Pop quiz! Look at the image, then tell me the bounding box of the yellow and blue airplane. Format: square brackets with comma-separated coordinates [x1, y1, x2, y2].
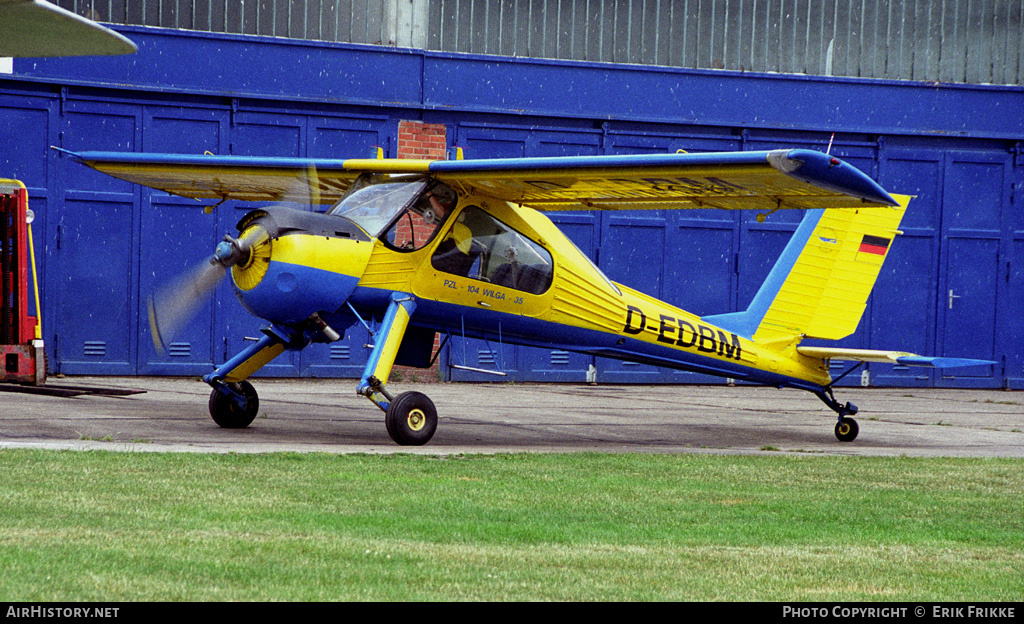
[65, 148, 992, 445]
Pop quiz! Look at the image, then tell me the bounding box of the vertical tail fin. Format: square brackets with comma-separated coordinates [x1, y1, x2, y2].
[704, 195, 911, 345]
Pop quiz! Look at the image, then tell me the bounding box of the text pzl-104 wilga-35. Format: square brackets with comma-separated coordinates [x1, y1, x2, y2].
[65, 147, 991, 445]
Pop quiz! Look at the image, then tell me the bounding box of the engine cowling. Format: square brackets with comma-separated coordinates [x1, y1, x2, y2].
[230, 207, 374, 324]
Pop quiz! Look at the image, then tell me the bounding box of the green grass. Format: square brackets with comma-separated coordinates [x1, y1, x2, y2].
[0, 450, 1021, 601]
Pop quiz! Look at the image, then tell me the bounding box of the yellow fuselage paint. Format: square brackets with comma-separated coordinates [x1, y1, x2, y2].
[267, 233, 373, 276]
[359, 196, 832, 388]
[608, 285, 829, 386]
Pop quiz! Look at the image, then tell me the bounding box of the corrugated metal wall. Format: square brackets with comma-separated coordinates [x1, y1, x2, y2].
[55, 0, 1024, 85]
[54, 0, 398, 45]
[427, 0, 1024, 85]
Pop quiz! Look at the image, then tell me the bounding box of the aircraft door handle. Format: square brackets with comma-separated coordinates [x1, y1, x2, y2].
[948, 289, 961, 309]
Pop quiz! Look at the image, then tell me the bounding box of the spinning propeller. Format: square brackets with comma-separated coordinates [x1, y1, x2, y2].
[147, 165, 323, 354]
[147, 232, 258, 354]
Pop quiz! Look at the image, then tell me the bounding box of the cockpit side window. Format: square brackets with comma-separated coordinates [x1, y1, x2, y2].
[431, 205, 553, 295]
[380, 182, 458, 252]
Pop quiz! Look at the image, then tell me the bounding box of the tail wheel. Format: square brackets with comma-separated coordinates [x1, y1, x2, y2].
[385, 391, 437, 446]
[209, 380, 259, 428]
[835, 417, 859, 442]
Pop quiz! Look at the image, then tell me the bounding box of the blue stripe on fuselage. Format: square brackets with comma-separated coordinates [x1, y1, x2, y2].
[346, 286, 824, 392]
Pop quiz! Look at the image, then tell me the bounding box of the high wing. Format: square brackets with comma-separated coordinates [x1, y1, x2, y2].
[430, 149, 897, 211]
[59, 150, 423, 204]
[61, 148, 897, 211]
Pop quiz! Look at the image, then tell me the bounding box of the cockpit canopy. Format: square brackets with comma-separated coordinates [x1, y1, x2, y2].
[330, 174, 456, 252]
[328, 173, 559, 296]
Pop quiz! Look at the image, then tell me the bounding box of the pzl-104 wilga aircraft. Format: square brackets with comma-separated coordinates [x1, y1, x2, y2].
[65, 147, 992, 445]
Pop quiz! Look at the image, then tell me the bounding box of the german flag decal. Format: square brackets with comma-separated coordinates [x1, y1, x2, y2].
[858, 234, 891, 256]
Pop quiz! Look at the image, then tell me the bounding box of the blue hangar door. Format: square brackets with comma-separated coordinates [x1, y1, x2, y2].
[875, 148, 1009, 389]
[936, 151, 1009, 388]
[54, 100, 390, 376]
[139, 105, 231, 378]
[56, 100, 141, 375]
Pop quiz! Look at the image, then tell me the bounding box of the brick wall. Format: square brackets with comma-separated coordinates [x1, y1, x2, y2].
[392, 121, 446, 382]
[397, 120, 448, 160]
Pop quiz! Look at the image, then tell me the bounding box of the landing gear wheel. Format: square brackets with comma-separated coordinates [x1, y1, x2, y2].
[385, 391, 437, 446]
[835, 417, 859, 442]
[209, 380, 259, 429]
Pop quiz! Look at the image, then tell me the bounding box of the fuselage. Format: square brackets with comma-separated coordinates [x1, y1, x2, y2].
[228, 194, 832, 393]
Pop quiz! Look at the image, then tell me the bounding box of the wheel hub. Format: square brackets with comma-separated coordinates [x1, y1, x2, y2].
[407, 408, 426, 431]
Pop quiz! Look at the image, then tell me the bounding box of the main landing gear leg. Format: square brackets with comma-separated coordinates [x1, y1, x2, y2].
[202, 314, 342, 429]
[357, 294, 437, 446]
[203, 331, 286, 428]
[814, 387, 860, 442]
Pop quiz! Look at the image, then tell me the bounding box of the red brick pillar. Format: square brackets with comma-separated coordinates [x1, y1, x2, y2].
[393, 120, 447, 382]
[397, 120, 448, 160]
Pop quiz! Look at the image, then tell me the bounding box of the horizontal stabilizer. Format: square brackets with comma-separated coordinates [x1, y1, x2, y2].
[797, 347, 994, 369]
[894, 356, 996, 369]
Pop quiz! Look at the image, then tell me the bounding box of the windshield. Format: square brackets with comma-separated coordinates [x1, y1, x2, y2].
[329, 175, 428, 238]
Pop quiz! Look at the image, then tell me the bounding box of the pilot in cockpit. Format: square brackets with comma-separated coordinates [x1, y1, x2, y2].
[431, 205, 488, 278]
[382, 181, 457, 251]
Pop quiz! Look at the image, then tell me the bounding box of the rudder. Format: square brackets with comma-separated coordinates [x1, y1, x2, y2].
[704, 195, 911, 345]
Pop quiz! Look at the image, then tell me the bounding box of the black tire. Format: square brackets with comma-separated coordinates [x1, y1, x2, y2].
[209, 380, 259, 428]
[385, 391, 437, 446]
[835, 417, 859, 442]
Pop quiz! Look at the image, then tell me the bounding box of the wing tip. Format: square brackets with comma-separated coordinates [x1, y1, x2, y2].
[50, 146, 82, 162]
[768, 149, 899, 207]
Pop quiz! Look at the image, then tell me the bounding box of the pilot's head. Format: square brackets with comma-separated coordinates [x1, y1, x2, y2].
[423, 184, 456, 224]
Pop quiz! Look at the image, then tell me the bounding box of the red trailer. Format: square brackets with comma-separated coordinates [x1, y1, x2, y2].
[1, 180, 44, 384]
